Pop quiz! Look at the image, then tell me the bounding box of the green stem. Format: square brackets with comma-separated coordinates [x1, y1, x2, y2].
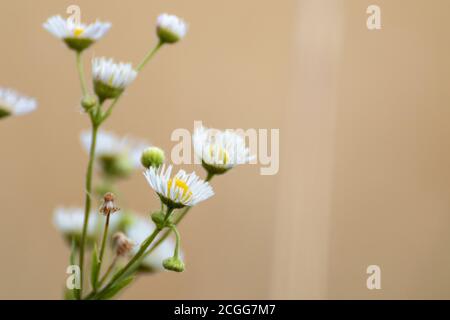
[76, 51, 88, 97]
[97, 213, 111, 279]
[78, 124, 99, 299]
[89, 207, 175, 300]
[98, 255, 118, 288]
[170, 225, 181, 258]
[136, 41, 164, 72]
[101, 42, 163, 123]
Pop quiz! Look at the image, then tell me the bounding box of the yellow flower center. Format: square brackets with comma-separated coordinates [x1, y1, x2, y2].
[209, 145, 229, 165]
[167, 178, 192, 201]
[73, 27, 85, 37]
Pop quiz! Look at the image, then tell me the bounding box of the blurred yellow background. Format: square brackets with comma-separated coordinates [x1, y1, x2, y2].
[1, 0, 450, 299]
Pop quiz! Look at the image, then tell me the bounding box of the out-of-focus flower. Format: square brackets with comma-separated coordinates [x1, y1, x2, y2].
[193, 126, 255, 175]
[126, 215, 180, 272]
[92, 57, 137, 101]
[156, 13, 187, 44]
[0, 87, 37, 119]
[113, 232, 135, 256]
[81, 130, 149, 178]
[43, 15, 111, 52]
[53, 207, 98, 242]
[144, 164, 214, 209]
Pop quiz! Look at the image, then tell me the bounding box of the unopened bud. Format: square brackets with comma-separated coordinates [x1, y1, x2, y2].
[141, 147, 165, 169]
[163, 257, 185, 272]
[81, 95, 97, 111]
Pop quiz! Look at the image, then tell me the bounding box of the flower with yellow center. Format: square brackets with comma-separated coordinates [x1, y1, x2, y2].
[144, 164, 214, 209]
[156, 13, 188, 44]
[43, 15, 111, 52]
[193, 126, 255, 175]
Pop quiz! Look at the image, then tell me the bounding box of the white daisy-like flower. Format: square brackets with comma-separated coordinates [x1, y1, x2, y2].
[0, 87, 37, 119]
[126, 216, 179, 272]
[92, 57, 137, 100]
[193, 126, 255, 175]
[53, 207, 98, 239]
[43, 15, 111, 51]
[81, 129, 149, 177]
[156, 13, 188, 44]
[144, 164, 214, 209]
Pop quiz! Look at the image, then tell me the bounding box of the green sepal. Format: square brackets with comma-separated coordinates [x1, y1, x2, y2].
[202, 160, 230, 176]
[157, 27, 180, 44]
[64, 37, 94, 52]
[94, 80, 123, 101]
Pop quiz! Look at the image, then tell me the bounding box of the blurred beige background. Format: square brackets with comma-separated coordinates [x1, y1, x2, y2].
[0, 0, 449, 299]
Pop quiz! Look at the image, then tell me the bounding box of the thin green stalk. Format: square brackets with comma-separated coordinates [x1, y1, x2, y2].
[98, 255, 118, 288]
[101, 42, 164, 122]
[76, 51, 88, 97]
[170, 225, 181, 258]
[87, 207, 175, 299]
[97, 213, 111, 279]
[136, 41, 163, 72]
[78, 124, 99, 298]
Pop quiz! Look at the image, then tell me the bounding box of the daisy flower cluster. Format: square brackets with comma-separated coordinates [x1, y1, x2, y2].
[80, 130, 149, 179]
[44, 9, 253, 301]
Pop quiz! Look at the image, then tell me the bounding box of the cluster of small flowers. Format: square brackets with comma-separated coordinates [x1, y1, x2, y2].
[42, 9, 254, 300]
[43, 13, 188, 103]
[55, 125, 254, 271]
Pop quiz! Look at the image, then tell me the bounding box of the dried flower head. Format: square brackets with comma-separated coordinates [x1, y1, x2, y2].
[99, 192, 120, 216]
[113, 232, 135, 256]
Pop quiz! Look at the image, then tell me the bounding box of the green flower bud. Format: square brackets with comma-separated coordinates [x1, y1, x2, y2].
[151, 211, 166, 229]
[141, 147, 165, 169]
[81, 96, 97, 112]
[163, 257, 185, 272]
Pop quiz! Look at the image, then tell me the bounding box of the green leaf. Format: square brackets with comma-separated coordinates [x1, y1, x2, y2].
[90, 244, 100, 291]
[99, 276, 134, 300]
